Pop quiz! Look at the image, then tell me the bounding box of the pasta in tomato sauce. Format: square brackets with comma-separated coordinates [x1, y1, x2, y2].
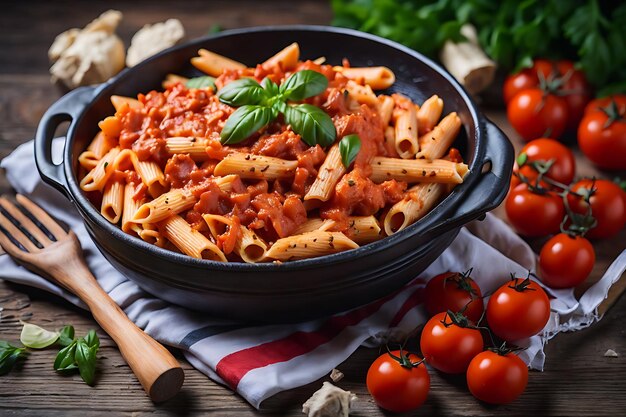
[79, 43, 467, 263]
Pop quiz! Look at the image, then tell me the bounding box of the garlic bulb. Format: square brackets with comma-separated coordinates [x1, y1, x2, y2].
[126, 19, 185, 67]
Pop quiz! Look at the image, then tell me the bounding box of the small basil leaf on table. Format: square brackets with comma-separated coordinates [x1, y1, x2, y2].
[185, 76, 216, 90]
[54, 341, 78, 371]
[339, 134, 362, 168]
[280, 70, 328, 101]
[58, 325, 75, 347]
[0, 341, 27, 375]
[20, 322, 59, 349]
[284, 104, 337, 147]
[75, 340, 98, 386]
[218, 78, 267, 106]
[220, 105, 276, 144]
[83, 330, 99, 349]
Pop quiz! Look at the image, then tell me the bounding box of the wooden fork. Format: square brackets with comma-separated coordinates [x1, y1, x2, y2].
[0, 194, 184, 402]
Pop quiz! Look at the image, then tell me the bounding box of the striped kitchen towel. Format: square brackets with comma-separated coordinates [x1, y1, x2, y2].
[1, 140, 625, 408]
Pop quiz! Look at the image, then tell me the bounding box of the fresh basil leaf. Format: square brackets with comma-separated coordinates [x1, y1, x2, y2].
[284, 104, 336, 147]
[83, 330, 99, 349]
[339, 134, 362, 168]
[0, 342, 27, 376]
[20, 322, 59, 349]
[75, 340, 98, 386]
[58, 325, 75, 347]
[186, 76, 216, 90]
[261, 77, 280, 97]
[218, 78, 267, 106]
[280, 70, 328, 101]
[54, 341, 78, 371]
[220, 105, 275, 145]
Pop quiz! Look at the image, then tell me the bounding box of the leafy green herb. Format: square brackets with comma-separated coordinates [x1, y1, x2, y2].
[0, 341, 27, 376]
[207, 24, 222, 34]
[20, 322, 59, 349]
[218, 78, 268, 106]
[58, 325, 75, 348]
[332, 0, 626, 93]
[220, 105, 276, 145]
[339, 134, 362, 168]
[53, 329, 100, 386]
[284, 105, 337, 147]
[186, 76, 216, 90]
[218, 70, 336, 145]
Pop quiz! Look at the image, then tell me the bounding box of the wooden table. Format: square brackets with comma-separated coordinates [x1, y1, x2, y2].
[1, 1, 624, 416]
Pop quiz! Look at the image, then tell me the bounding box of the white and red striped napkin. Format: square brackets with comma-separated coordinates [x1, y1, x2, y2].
[1, 140, 625, 408]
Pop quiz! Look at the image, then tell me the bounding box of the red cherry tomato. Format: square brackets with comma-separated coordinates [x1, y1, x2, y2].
[503, 59, 552, 104]
[584, 95, 626, 115]
[577, 101, 626, 170]
[539, 233, 595, 289]
[505, 183, 565, 237]
[568, 179, 626, 238]
[507, 89, 568, 141]
[515, 138, 576, 185]
[420, 312, 483, 374]
[486, 277, 551, 342]
[467, 350, 528, 404]
[556, 60, 592, 131]
[366, 350, 430, 412]
[423, 271, 484, 323]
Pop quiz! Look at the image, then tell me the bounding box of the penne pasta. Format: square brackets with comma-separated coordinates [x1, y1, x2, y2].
[165, 136, 210, 161]
[383, 183, 446, 235]
[262, 42, 299, 71]
[394, 105, 419, 159]
[78, 151, 99, 171]
[202, 214, 267, 263]
[293, 218, 335, 235]
[159, 214, 227, 261]
[192, 48, 246, 77]
[417, 95, 444, 135]
[264, 231, 359, 261]
[162, 73, 189, 89]
[138, 222, 166, 248]
[370, 156, 468, 184]
[377, 95, 395, 127]
[121, 182, 146, 235]
[87, 131, 117, 159]
[344, 80, 378, 106]
[333, 66, 396, 90]
[304, 144, 345, 202]
[345, 216, 383, 244]
[213, 153, 298, 180]
[80, 147, 121, 192]
[132, 188, 196, 224]
[416, 112, 462, 161]
[133, 159, 167, 198]
[110, 95, 143, 112]
[101, 175, 125, 224]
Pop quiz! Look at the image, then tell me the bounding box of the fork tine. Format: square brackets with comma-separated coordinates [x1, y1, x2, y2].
[0, 197, 47, 248]
[0, 221, 31, 252]
[15, 194, 67, 239]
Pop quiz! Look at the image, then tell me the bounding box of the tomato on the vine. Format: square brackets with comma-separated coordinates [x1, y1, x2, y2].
[366, 350, 430, 412]
[503, 59, 552, 104]
[568, 179, 626, 238]
[539, 233, 595, 289]
[515, 138, 576, 185]
[578, 99, 626, 170]
[584, 95, 626, 115]
[486, 277, 550, 342]
[507, 89, 568, 141]
[556, 60, 592, 131]
[420, 312, 483, 374]
[467, 350, 528, 404]
[423, 271, 484, 323]
[505, 183, 565, 237]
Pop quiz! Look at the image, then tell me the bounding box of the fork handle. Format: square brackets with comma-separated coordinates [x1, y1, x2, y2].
[45, 239, 184, 402]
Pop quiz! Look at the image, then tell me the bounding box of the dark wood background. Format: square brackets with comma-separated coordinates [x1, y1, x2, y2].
[1, 1, 624, 416]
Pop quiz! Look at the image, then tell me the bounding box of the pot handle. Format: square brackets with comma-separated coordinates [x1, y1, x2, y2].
[426, 119, 514, 236]
[35, 86, 99, 199]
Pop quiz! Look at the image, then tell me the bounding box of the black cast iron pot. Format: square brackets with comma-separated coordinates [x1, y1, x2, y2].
[35, 26, 513, 322]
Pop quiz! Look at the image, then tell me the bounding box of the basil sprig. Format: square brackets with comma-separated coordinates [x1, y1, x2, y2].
[217, 70, 336, 146]
[0, 341, 27, 375]
[54, 326, 100, 386]
[339, 134, 362, 168]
